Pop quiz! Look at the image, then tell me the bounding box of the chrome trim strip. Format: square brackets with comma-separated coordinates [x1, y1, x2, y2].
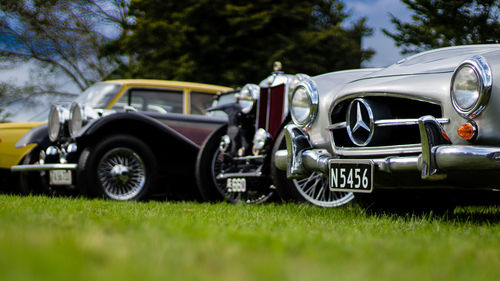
[334, 144, 422, 157]
[216, 171, 263, 180]
[328, 118, 449, 130]
[232, 155, 266, 161]
[375, 118, 449, 127]
[11, 163, 78, 172]
[329, 122, 347, 130]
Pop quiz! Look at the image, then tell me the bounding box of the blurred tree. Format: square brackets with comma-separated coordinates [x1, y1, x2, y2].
[0, 0, 130, 93]
[0, 81, 75, 122]
[106, 0, 374, 86]
[383, 0, 500, 54]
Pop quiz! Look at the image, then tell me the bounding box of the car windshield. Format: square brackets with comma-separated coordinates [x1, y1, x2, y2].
[4, 94, 75, 122]
[210, 91, 238, 118]
[28, 107, 51, 122]
[73, 82, 122, 109]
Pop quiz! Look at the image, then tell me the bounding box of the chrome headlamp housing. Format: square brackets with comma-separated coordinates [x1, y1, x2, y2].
[288, 74, 310, 94]
[69, 102, 99, 137]
[290, 77, 318, 128]
[239, 83, 260, 114]
[450, 55, 492, 118]
[48, 105, 70, 142]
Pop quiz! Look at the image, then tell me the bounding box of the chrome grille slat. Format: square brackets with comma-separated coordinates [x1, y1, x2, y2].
[328, 118, 449, 130]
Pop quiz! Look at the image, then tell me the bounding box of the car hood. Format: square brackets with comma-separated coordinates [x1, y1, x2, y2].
[0, 122, 44, 130]
[361, 44, 500, 79]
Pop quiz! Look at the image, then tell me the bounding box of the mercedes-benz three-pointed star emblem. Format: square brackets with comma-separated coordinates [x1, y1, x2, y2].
[346, 98, 375, 146]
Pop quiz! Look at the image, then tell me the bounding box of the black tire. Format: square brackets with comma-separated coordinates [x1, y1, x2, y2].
[271, 129, 355, 207]
[18, 146, 50, 195]
[77, 134, 157, 201]
[195, 125, 274, 204]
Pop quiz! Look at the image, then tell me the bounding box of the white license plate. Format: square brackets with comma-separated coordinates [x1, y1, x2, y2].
[49, 170, 72, 185]
[226, 178, 246, 192]
[329, 159, 373, 193]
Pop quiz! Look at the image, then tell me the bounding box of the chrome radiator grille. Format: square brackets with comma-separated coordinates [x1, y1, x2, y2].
[329, 96, 444, 150]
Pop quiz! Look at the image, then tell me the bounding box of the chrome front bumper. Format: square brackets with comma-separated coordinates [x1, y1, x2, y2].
[275, 116, 500, 181]
[11, 163, 77, 172]
[10, 143, 78, 172]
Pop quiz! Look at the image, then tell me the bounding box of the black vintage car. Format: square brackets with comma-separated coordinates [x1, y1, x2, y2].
[195, 63, 355, 206]
[12, 79, 231, 201]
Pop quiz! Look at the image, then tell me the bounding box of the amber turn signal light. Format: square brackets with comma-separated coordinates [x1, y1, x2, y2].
[457, 122, 477, 141]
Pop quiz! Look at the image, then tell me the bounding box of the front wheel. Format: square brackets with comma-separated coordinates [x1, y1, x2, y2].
[18, 146, 51, 195]
[77, 134, 157, 201]
[195, 125, 274, 204]
[271, 129, 354, 207]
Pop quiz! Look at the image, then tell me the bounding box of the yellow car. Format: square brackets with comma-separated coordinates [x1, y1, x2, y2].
[3, 79, 231, 193]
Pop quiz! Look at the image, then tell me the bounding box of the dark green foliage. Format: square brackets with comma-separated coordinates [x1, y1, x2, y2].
[107, 0, 374, 86]
[383, 0, 500, 54]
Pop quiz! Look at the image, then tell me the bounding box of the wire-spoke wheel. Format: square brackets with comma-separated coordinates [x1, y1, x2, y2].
[196, 125, 274, 204]
[97, 147, 146, 200]
[293, 172, 354, 207]
[77, 134, 156, 201]
[271, 128, 354, 207]
[211, 147, 273, 204]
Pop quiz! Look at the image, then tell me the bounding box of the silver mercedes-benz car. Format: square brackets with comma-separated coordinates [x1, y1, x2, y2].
[275, 44, 500, 206]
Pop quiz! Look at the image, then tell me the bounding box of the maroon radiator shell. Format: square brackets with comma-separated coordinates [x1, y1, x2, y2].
[256, 84, 286, 139]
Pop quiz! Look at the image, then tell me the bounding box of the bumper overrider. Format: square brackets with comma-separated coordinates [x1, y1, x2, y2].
[275, 115, 500, 190]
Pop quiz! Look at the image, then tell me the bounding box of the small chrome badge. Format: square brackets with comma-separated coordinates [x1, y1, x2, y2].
[346, 98, 375, 146]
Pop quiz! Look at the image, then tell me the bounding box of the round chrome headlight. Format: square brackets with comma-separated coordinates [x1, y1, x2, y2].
[48, 105, 69, 142]
[290, 78, 318, 128]
[69, 102, 84, 137]
[69, 102, 99, 137]
[451, 55, 492, 118]
[239, 83, 260, 114]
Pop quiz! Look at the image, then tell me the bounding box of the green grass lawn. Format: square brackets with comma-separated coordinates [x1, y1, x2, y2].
[0, 195, 499, 281]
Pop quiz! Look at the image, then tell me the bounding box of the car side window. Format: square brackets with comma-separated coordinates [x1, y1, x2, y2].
[112, 92, 130, 110]
[190, 91, 215, 115]
[114, 89, 184, 113]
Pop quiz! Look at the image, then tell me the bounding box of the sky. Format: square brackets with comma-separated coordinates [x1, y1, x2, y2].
[0, 0, 413, 90]
[344, 0, 412, 67]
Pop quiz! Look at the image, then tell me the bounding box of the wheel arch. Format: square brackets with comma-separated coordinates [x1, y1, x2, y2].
[14, 123, 50, 149]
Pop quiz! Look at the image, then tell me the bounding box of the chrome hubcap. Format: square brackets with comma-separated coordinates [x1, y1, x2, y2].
[97, 147, 146, 200]
[110, 164, 130, 184]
